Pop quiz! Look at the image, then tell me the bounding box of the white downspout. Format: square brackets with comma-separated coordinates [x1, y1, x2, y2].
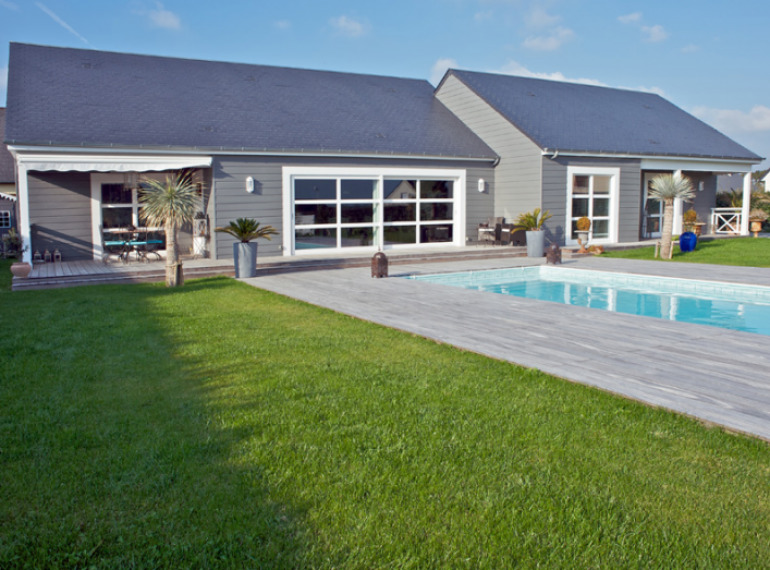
[741, 172, 751, 235]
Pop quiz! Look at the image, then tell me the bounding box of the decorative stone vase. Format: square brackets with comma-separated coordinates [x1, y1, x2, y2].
[233, 242, 258, 278]
[10, 262, 32, 279]
[576, 230, 589, 254]
[525, 230, 546, 258]
[679, 231, 697, 253]
[751, 220, 764, 238]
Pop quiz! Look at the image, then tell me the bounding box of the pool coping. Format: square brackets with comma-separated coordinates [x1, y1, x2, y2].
[244, 256, 770, 442]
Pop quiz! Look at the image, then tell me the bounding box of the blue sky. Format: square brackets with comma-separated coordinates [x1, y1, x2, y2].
[1, 0, 769, 167]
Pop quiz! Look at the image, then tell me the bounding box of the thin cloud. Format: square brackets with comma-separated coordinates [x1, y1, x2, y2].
[642, 24, 668, 42]
[148, 2, 180, 30]
[474, 11, 493, 23]
[0, 0, 19, 10]
[523, 26, 574, 51]
[329, 15, 368, 38]
[496, 60, 606, 86]
[0, 66, 7, 95]
[618, 12, 642, 24]
[527, 6, 560, 28]
[274, 20, 291, 30]
[692, 105, 770, 134]
[430, 57, 458, 85]
[35, 2, 90, 45]
[682, 44, 699, 53]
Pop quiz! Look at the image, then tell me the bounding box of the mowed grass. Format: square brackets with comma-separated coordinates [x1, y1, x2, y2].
[2, 260, 770, 567]
[603, 236, 770, 266]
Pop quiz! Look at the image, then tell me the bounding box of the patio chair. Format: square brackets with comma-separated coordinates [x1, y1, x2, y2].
[100, 225, 127, 263]
[478, 217, 503, 243]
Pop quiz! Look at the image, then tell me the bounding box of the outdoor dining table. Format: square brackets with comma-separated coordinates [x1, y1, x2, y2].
[104, 228, 164, 262]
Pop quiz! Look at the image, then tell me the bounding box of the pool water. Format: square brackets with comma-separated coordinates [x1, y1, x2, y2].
[408, 266, 770, 336]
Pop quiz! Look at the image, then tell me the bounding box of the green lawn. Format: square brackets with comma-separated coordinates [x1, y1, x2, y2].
[2, 259, 770, 567]
[603, 236, 770, 267]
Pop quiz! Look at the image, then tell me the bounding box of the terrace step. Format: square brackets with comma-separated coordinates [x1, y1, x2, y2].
[12, 246, 529, 291]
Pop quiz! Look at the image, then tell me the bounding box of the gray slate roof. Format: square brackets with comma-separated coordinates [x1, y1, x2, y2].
[446, 70, 762, 162]
[0, 109, 16, 183]
[5, 43, 495, 160]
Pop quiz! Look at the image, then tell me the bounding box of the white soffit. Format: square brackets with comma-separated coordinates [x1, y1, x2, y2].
[15, 153, 213, 172]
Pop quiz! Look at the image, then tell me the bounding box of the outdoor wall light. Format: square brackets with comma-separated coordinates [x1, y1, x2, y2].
[478, 178, 486, 192]
[246, 176, 255, 193]
[698, 181, 705, 192]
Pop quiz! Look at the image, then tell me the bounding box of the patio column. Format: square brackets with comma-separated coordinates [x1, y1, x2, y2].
[741, 172, 751, 235]
[15, 162, 32, 264]
[673, 170, 684, 235]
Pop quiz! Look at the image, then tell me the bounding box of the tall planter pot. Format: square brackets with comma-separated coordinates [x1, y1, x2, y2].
[526, 230, 546, 258]
[233, 242, 258, 278]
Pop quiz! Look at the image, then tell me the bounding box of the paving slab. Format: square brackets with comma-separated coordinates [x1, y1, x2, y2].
[243, 256, 770, 442]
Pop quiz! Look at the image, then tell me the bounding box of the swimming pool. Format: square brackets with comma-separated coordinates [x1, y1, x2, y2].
[408, 266, 770, 336]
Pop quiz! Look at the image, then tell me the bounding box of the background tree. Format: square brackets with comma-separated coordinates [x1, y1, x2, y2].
[648, 173, 695, 260]
[139, 171, 200, 287]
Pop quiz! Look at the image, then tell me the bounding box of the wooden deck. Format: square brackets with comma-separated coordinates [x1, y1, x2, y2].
[244, 257, 770, 442]
[12, 245, 530, 290]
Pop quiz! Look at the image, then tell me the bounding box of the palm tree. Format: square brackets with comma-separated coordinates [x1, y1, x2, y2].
[215, 218, 278, 242]
[139, 171, 200, 287]
[648, 173, 695, 260]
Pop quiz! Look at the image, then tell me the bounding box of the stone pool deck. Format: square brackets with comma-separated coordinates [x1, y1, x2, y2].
[244, 256, 770, 442]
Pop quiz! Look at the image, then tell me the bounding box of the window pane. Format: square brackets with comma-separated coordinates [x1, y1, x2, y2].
[295, 228, 336, 249]
[421, 225, 452, 243]
[341, 227, 374, 247]
[420, 180, 453, 199]
[420, 203, 452, 221]
[341, 179, 377, 200]
[593, 197, 610, 217]
[383, 226, 416, 245]
[384, 179, 416, 199]
[573, 175, 589, 195]
[384, 204, 415, 222]
[295, 179, 336, 200]
[102, 207, 133, 229]
[571, 198, 589, 217]
[0, 211, 10, 229]
[593, 219, 609, 238]
[646, 217, 660, 234]
[341, 204, 373, 223]
[102, 183, 132, 204]
[593, 176, 611, 195]
[295, 203, 337, 224]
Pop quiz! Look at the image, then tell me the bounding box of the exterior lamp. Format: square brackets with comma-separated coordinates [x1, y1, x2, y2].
[478, 178, 486, 192]
[246, 176, 255, 193]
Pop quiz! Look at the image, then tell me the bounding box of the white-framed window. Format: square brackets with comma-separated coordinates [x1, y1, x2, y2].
[566, 166, 620, 244]
[282, 167, 465, 255]
[0, 211, 10, 229]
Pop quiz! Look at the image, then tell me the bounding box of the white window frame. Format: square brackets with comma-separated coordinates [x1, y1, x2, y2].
[282, 166, 466, 256]
[566, 166, 620, 246]
[90, 172, 167, 261]
[0, 211, 10, 229]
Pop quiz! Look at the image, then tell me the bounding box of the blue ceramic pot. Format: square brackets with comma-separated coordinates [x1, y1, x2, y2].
[679, 231, 697, 253]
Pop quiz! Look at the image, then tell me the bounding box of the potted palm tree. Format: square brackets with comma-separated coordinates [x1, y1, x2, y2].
[511, 208, 552, 257]
[648, 173, 695, 260]
[215, 218, 278, 278]
[139, 171, 199, 287]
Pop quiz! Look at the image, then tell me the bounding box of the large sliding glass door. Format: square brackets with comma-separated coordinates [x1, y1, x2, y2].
[642, 173, 663, 238]
[284, 167, 463, 255]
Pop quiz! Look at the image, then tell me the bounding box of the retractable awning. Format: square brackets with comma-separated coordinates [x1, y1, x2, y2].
[14, 153, 212, 172]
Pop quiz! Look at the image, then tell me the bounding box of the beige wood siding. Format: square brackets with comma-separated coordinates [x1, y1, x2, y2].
[436, 75, 542, 224]
[27, 171, 93, 260]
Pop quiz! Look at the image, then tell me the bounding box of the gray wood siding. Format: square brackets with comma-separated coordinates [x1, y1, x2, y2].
[436, 75, 542, 223]
[686, 172, 717, 233]
[28, 171, 93, 260]
[213, 156, 495, 259]
[542, 157, 642, 244]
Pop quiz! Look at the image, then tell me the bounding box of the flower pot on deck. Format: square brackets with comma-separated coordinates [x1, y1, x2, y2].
[10, 262, 32, 279]
[233, 242, 258, 278]
[525, 230, 545, 257]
